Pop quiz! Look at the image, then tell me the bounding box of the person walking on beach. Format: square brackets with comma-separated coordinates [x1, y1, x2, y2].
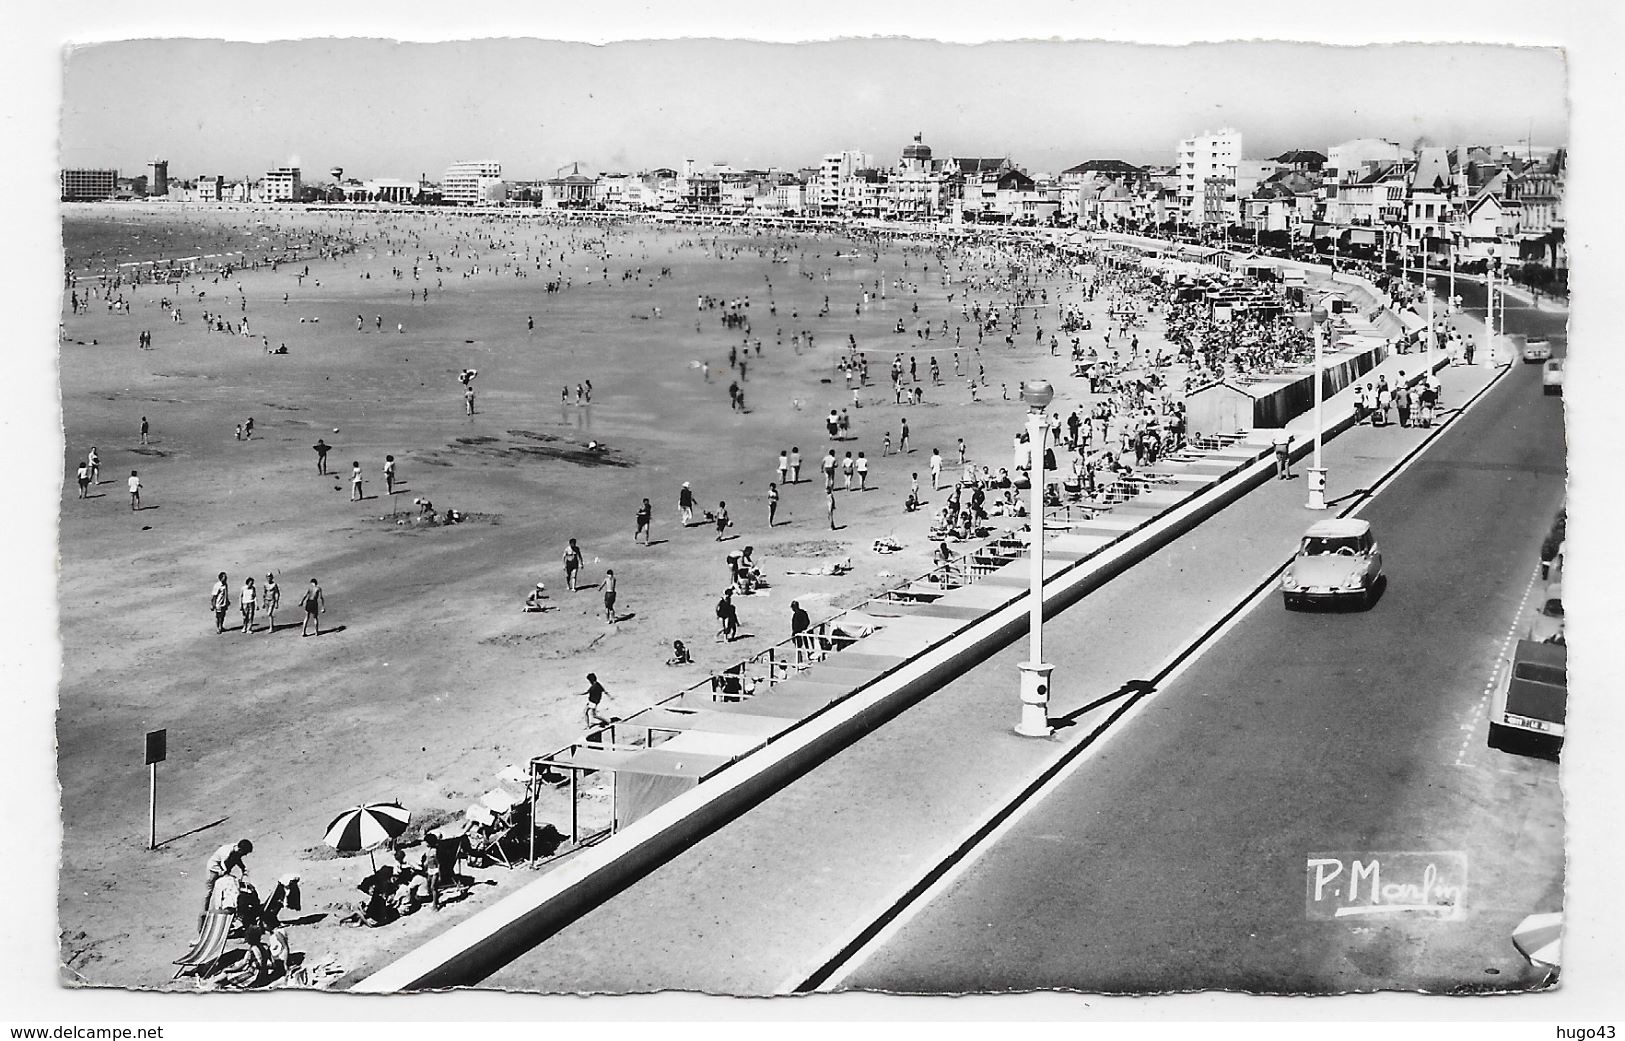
[382, 455, 397, 496]
[930, 449, 943, 490]
[244, 417, 254, 440]
[581, 673, 612, 735]
[842, 452, 855, 491]
[262, 573, 281, 634]
[716, 589, 739, 641]
[827, 490, 838, 530]
[957, 438, 967, 468]
[790, 447, 802, 484]
[768, 482, 780, 526]
[210, 572, 231, 633]
[239, 576, 258, 634]
[140, 416, 150, 445]
[313, 439, 331, 475]
[679, 482, 695, 526]
[856, 452, 869, 490]
[777, 450, 789, 486]
[76, 462, 90, 499]
[600, 569, 618, 623]
[350, 462, 364, 501]
[464, 384, 476, 415]
[899, 418, 911, 454]
[714, 501, 730, 540]
[87, 447, 100, 486]
[299, 578, 325, 637]
[635, 498, 652, 545]
[128, 470, 142, 511]
[563, 538, 584, 591]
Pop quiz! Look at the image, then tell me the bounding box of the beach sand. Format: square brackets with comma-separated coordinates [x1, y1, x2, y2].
[56, 205, 1144, 988]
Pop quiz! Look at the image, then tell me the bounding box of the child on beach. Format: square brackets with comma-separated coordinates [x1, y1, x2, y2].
[239, 576, 258, 633]
[128, 470, 142, 510]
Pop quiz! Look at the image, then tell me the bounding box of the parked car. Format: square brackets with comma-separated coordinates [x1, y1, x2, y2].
[1529, 582, 1564, 644]
[1522, 336, 1552, 362]
[1542, 358, 1564, 394]
[1488, 638, 1566, 759]
[1281, 518, 1384, 610]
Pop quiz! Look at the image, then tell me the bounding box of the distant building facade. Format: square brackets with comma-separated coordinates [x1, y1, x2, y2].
[261, 166, 302, 202]
[1177, 128, 1241, 225]
[147, 159, 169, 197]
[61, 169, 118, 201]
[442, 160, 505, 206]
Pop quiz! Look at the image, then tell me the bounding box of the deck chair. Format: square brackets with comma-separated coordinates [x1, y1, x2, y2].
[173, 910, 235, 980]
[465, 791, 522, 867]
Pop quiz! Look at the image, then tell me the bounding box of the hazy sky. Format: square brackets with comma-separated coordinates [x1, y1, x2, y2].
[60, 37, 1566, 180]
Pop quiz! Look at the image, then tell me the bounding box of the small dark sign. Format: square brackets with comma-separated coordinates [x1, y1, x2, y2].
[144, 729, 167, 766]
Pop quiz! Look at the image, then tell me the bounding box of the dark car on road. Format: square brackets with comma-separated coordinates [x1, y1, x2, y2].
[1488, 638, 1567, 759]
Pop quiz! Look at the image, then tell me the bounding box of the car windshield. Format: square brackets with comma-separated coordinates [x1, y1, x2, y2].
[1301, 536, 1362, 556]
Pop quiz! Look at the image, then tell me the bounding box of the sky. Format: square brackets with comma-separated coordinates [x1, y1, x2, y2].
[59, 37, 1568, 181]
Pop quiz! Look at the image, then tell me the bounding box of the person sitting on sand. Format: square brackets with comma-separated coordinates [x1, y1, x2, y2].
[665, 640, 693, 666]
[523, 582, 549, 611]
[214, 926, 275, 989]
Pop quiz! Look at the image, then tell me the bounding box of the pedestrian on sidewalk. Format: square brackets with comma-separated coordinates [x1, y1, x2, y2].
[1273, 433, 1294, 480]
[1394, 376, 1413, 428]
[1375, 380, 1392, 426]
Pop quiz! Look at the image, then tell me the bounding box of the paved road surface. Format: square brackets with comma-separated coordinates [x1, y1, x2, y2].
[845, 304, 1568, 993]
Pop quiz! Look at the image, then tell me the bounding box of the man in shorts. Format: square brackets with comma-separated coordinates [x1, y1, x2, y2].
[600, 569, 618, 623]
[563, 537, 584, 591]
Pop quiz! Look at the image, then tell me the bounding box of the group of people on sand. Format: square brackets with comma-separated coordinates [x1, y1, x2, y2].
[209, 572, 324, 636]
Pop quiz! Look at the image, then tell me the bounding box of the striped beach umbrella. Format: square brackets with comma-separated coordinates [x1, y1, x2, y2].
[1512, 911, 1563, 969]
[324, 802, 411, 868]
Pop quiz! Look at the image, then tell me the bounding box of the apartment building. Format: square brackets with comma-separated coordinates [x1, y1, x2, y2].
[60, 168, 118, 202]
[1176, 128, 1241, 225]
[442, 160, 505, 206]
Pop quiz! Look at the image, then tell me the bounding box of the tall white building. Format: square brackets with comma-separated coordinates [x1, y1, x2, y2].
[442, 160, 505, 206]
[261, 166, 301, 202]
[819, 150, 869, 215]
[1176, 128, 1241, 225]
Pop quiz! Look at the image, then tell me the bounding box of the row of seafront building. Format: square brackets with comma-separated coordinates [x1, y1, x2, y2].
[62, 127, 1566, 280]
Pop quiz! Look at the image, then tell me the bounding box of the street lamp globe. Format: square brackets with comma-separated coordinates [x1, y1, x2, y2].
[1023, 379, 1054, 413]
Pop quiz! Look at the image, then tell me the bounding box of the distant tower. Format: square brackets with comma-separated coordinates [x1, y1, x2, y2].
[330, 166, 344, 183]
[147, 159, 169, 197]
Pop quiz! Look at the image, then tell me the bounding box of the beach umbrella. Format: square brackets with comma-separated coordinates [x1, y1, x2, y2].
[323, 801, 411, 869]
[1512, 911, 1563, 969]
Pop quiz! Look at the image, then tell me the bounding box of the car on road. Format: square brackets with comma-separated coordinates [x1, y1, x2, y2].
[1542, 358, 1564, 394]
[1281, 518, 1384, 610]
[1529, 582, 1564, 644]
[1488, 638, 1566, 759]
[1522, 336, 1552, 363]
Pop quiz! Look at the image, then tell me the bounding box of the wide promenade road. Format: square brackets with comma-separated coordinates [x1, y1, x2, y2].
[845, 304, 1569, 992]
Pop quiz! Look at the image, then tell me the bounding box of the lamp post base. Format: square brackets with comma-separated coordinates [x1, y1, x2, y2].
[1305, 467, 1329, 511]
[1016, 661, 1054, 737]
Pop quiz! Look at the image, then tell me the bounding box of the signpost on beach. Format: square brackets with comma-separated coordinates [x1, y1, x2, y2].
[145, 728, 166, 850]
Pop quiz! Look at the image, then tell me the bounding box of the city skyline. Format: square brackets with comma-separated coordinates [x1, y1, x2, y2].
[61, 38, 1567, 181]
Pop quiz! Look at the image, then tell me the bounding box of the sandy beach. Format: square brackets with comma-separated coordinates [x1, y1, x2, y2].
[57, 204, 1142, 988]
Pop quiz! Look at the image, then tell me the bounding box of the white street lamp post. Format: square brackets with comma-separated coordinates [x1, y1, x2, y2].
[1294, 307, 1330, 510]
[1426, 276, 1436, 375]
[1484, 250, 1496, 368]
[1016, 378, 1055, 738]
